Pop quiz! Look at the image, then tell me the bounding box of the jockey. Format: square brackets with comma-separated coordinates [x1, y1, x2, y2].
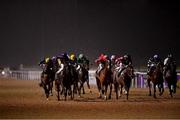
[163, 54, 176, 76]
[69, 53, 78, 67]
[110, 55, 116, 69]
[55, 56, 64, 74]
[38, 57, 54, 86]
[147, 54, 163, 75]
[39, 57, 54, 73]
[56, 53, 70, 74]
[123, 54, 132, 66]
[59, 52, 70, 64]
[77, 53, 90, 70]
[95, 54, 108, 75]
[152, 54, 162, 65]
[115, 56, 125, 76]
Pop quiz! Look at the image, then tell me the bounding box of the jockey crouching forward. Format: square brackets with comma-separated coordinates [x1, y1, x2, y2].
[38, 57, 54, 86]
[115, 54, 134, 77]
[56, 53, 70, 75]
[163, 54, 177, 79]
[115, 56, 125, 76]
[147, 54, 163, 75]
[77, 54, 90, 69]
[70, 53, 78, 68]
[77, 54, 90, 79]
[95, 54, 108, 75]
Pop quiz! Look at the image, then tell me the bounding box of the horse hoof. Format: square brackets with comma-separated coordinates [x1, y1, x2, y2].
[46, 98, 49, 101]
[98, 96, 102, 99]
[39, 83, 42, 87]
[104, 96, 107, 100]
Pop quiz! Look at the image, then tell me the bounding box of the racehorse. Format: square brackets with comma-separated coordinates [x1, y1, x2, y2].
[147, 63, 164, 98]
[61, 63, 74, 101]
[40, 64, 54, 100]
[163, 63, 177, 97]
[95, 61, 113, 100]
[77, 64, 91, 97]
[113, 65, 134, 100]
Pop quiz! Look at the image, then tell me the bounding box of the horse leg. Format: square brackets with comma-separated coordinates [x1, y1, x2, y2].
[64, 87, 67, 101]
[43, 84, 49, 100]
[153, 84, 157, 98]
[125, 82, 130, 100]
[173, 82, 177, 94]
[96, 78, 102, 98]
[79, 83, 84, 97]
[174, 75, 177, 94]
[78, 82, 81, 97]
[104, 85, 108, 100]
[114, 83, 119, 99]
[158, 83, 164, 96]
[108, 83, 112, 99]
[70, 86, 73, 100]
[120, 85, 123, 97]
[126, 88, 129, 100]
[147, 78, 151, 96]
[50, 81, 53, 96]
[86, 79, 92, 93]
[82, 83, 85, 94]
[168, 82, 173, 98]
[55, 82, 60, 101]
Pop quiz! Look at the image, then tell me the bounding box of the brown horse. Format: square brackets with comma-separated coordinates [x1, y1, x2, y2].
[147, 63, 164, 98]
[95, 61, 113, 100]
[113, 65, 134, 100]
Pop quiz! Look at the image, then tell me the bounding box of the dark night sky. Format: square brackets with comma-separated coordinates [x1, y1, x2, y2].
[0, 0, 179, 68]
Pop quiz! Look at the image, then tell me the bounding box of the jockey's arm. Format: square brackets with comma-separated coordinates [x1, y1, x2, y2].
[56, 63, 64, 74]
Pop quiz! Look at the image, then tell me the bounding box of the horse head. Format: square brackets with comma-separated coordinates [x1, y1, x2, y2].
[123, 65, 134, 79]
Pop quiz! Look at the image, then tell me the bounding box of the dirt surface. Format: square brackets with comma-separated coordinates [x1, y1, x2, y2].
[0, 77, 180, 119]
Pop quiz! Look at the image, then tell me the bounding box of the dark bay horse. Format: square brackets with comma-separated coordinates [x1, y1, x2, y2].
[77, 64, 91, 97]
[95, 61, 113, 100]
[113, 65, 134, 100]
[164, 63, 177, 97]
[147, 63, 164, 98]
[40, 64, 54, 100]
[61, 64, 74, 101]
